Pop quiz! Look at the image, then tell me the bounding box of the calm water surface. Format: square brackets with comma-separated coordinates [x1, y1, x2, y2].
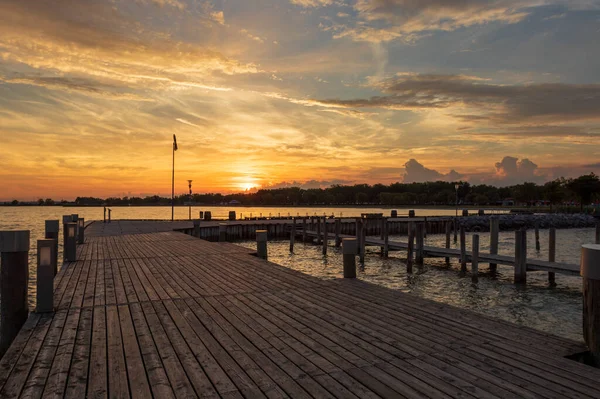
[0, 206, 591, 342]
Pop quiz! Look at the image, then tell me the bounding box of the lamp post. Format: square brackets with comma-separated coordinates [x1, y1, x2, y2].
[188, 180, 193, 220]
[172, 134, 178, 221]
[455, 183, 460, 217]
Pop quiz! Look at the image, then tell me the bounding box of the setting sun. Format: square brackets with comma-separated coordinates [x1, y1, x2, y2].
[240, 182, 257, 191]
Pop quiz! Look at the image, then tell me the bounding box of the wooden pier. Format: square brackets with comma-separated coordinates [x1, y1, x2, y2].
[0, 220, 599, 398]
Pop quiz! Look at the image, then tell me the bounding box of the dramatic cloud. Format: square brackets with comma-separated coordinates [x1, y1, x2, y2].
[402, 159, 463, 183]
[316, 74, 600, 124]
[494, 156, 544, 184]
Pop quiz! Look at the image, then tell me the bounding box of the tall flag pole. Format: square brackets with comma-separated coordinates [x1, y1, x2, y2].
[172, 134, 178, 221]
[188, 180, 193, 220]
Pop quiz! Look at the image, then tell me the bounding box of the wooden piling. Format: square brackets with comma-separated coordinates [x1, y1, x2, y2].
[407, 226, 414, 273]
[423, 217, 427, 238]
[460, 226, 466, 273]
[256, 230, 268, 260]
[535, 221, 540, 252]
[316, 219, 321, 245]
[355, 218, 361, 255]
[549, 227, 556, 285]
[219, 223, 227, 242]
[415, 223, 424, 265]
[36, 239, 55, 313]
[380, 218, 385, 255]
[103, 207, 107, 223]
[44, 220, 59, 276]
[359, 219, 366, 263]
[514, 229, 527, 284]
[453, 218, 458, 243]
[342, 238, 357, 278]
[290, 218, 296, 253]
[0, 230, 30, 359]
[383, 219, 389, 258]
[302, 218, 307, 242]
[322, 217, 328, 255]
[445, 221, 451, 265]
[334, 219, 341, 247]
[108, 209, 111, 223]
[490, 217, 499, 273]
[472, 234, 479, 283]
[64, 222, 77, 262]
[78, 218, 85, 245]
[581, 244, 600, 366]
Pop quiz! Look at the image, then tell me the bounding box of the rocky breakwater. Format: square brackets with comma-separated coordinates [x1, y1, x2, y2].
[458, 213, 598, 232]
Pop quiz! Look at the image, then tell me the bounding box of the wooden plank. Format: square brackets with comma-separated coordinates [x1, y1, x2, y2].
[64, 307, 94, 398]
[117, 305, 152, 398]
[87, 306, 108, 399]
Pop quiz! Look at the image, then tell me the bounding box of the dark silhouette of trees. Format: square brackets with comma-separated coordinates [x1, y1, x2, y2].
[566, 173, 600, 211]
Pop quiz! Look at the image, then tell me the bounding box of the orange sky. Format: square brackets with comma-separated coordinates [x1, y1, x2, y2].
[1, 0, 600, 200]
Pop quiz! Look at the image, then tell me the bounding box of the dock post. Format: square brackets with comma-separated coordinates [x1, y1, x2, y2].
[581, 244, 600, 366]
[535, 221, 540, 252]
[316, 219, 321, 245]
[219, 223, 227, 242]
[415, 223, 425, 265]
[108, 208, 112, 223]
[103, 207, 106, 223]
[45, 220, 59, 276]
[0, 230, 30, 358]
[193, 219, 201, 238]
[490, 217, 499, 273]
[453, 218, 458, 243]
[36, 239, 55, 313]
[342, 238, 357, 278]
[383, 219, 389, 258]
[460, 226, 467, 273]
[322, 217, 328, 255]
[77, 218, 85, 245]
[62, 215, 72, 255]
[423, 217, 427, 238]
[256, 230, 268, 260]
[445, 221, 451, 265]
[472, 234, 479, 283]
[359, 219, 366, 263]
[355, 218, 361, 254]
[514, 229, 527, 284]
[334, 219, 341, 247]
[407, 226, 414, 273]
[302, 218, 307, 242]
[290, 218, 296, 253]
[549, 228, 556, 285]
[380, 218, 385, 255]
[409, 210, 415, 218]
[64, 222, 77, 262]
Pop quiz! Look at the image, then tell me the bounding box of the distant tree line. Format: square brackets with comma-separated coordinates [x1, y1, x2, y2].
[5, 173, 600, 210]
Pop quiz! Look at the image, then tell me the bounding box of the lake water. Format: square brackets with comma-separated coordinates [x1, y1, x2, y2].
[0, 206, 591, 342]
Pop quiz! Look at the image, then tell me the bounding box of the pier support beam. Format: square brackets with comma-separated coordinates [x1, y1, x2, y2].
[290, 218, 296, 253]
[472, 234, 479, 284]
[0, 230, 30, 359]
[316, 219, 321, 245]
[355, 218, 361, 255]
[460, 226, 467, 273]
[415, 223, 424, 265]
[407, 226, 414, 273]
[359, 219, 366, 264]
[514, 229, 527, 284]
[581, 244, 600, 366]
[343, 238, 357, 278]
[322, 217, 328, 255]
[490, 217, 499, 273]
[549, 228, 556, 285]
[219, 223, 227, 242]
[383, 219, 389, 258]
[64, 222, 77, 262]
[45, 220, 59, 276]
[302, 218, 307, 243]
[256, 230, 268, 260]
[453, 218, 458, 244]
[445, 222, 451, 266]
[334, 219, 341, 247]
[535, 222, 540, 252]
[36, 239, 55, 313]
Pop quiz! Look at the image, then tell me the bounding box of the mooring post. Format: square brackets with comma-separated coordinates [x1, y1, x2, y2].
[103, 207, 107, 223]
[45, 220, 59, 276]
[256, 230, 268, 260]
[415, 223, 424, 265]
[355, 218, 361, 255]
[383, 219, 389, 258]
[108, 208, 112, 223]
[0, 230, 30, 359]
[472, 234, 479, 283]
[423, 216, 427, 238]
[334, 218, 341, 247]
[581, 244, 600, 366]
[322, 217, 328, 255]
[219, 223, 227, 242]
[535, 221, 540, 252]
[453, 218, 458, 243]
[316, 219, 322, 245]
[302, 218, 307, 242]
[290, 218, 296, 253]
[36, 239, 55, 313]
[64, 222, 77, 262]
[490, 216, 499, 273]
[445, 221, 451, 265]
[514, 229, 527, 284]
[460, 226, 467, 273]
[77, 218, 85, 245]
[380, 217, 385, 255]
[359, 219, 366, 263]
[342, 238, 357, 278]
[549, 227, 556, 285]
[407, 226, 414, 273]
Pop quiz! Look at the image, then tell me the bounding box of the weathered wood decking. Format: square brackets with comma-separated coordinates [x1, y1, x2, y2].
[0, 221, 599, 398]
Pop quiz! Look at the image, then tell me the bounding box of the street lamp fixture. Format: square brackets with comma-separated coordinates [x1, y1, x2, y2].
[188, 180, 193, 220]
